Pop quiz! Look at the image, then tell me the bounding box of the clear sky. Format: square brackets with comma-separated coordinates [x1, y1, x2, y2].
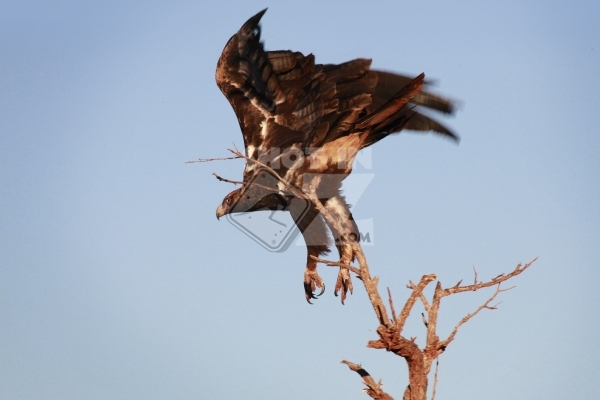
[1, 1, 599, 399]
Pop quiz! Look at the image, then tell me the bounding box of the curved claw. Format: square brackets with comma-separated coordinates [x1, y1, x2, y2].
[304, 269, 325, 304]
[304, 283, 325, 304]
[316, 282, 325, 297]
[334, 269, 353, 304]
[334, 279, 347, 296]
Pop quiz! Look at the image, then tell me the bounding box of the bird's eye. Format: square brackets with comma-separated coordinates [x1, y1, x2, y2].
[226, 198, 232, 205]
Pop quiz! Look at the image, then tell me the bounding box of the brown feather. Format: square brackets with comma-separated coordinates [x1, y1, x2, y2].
[355, 73, 424, 129]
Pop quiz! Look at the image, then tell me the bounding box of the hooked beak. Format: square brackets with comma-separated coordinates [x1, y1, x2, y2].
[216, 203, 226, 220]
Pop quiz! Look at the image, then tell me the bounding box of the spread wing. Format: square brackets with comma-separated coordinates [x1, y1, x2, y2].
[215, 9, 338, 175]
[215, 9, 285, 157]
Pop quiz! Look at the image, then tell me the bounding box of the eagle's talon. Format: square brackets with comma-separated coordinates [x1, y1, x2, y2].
[304, 269, 325, 303]
[317, 283, 325, 297]
[335, 268, 354, 304]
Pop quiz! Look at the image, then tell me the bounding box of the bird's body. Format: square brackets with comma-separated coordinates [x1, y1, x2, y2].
[215, 9, 457, 302]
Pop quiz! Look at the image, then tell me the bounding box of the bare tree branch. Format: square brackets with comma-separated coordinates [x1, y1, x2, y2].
[442, 259, 536, 297]
[227, 148, 303, 196]
[424, 281, 443, 357]
[350, 243, 391, 326]
[438, 284, 514, 350]
[395, 274, 436, 332]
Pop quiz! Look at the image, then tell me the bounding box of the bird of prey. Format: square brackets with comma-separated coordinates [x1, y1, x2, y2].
[215, 9, 457, 303]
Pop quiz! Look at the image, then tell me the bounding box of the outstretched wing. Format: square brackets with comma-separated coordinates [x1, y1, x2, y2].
[215, 9, 286, 158]
[215, 9, 341, 168]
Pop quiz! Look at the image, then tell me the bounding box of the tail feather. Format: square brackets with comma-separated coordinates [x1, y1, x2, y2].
[370, 70, 455, 114]
[404, 112, 459, 140]
[355, 73, 424, 130]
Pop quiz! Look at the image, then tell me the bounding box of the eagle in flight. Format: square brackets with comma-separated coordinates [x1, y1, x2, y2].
[215, 9, 457, 303]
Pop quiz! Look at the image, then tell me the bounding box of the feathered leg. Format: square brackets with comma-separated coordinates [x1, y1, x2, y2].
[322, 195, 359, 304]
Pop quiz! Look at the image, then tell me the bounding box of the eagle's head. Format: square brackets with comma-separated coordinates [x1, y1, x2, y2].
[216, 188, 242, 220]
[216, 186, 289, 220]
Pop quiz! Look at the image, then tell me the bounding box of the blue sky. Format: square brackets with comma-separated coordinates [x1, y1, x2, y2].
[1, 1, 599, 399]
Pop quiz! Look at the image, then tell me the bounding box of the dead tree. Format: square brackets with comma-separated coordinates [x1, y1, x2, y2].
[332, 259, 535, 400]
[206, 149, 535, 400]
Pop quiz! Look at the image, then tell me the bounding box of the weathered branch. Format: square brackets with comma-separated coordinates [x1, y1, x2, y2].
[438, 284, 513, 350]
[395, 275, 436, 332]
[443, 259, 536, 297]
[351, 243, 391, 326]
[367, 324, 427, 400]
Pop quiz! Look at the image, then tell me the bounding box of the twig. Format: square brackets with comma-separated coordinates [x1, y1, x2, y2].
[212, 172, 243, 185]
[185, 155, 241, 164]
[438, 284, 514, 350]
[341, 360, 394, 400]
[492, 273, 505, 281]
[431, 359, 439, 400]
[311, 256, 362, 276]
[227, 148, 303, 196]
[388, 288, 397, 323]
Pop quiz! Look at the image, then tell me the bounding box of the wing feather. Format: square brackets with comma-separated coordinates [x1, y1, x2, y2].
[215, 9, 285, 152]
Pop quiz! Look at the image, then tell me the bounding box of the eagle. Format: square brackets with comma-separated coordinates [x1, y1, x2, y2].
[214, 9, 457, 303]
